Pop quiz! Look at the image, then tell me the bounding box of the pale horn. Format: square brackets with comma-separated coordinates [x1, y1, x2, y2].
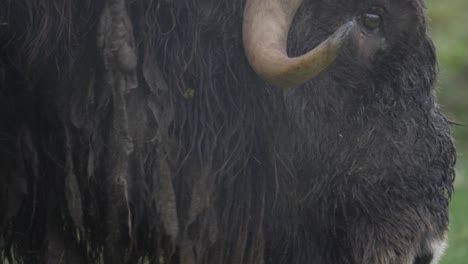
[243, 0, 355, 87]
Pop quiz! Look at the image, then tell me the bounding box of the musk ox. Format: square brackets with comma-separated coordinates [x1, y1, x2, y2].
[0, 0, 456, 263]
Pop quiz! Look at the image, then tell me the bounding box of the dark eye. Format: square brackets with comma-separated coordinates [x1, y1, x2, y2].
[362, 13, 382, 31]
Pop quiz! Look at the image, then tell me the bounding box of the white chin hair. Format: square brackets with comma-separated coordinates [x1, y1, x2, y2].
[430, 238, 448, 264]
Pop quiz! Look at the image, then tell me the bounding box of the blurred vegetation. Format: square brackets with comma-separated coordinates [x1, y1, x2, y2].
[427, 0, 468, 263]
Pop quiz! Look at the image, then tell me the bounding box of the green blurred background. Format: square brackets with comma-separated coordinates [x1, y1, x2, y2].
[427, 0, 468, 263]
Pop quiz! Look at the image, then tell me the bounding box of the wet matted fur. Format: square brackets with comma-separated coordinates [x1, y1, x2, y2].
[0, 0, 455, 263]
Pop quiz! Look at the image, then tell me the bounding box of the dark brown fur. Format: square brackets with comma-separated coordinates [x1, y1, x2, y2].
[0, 0, 455, 263]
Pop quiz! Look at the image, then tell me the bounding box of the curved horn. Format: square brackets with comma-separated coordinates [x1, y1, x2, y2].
[243, 0, 355, 87]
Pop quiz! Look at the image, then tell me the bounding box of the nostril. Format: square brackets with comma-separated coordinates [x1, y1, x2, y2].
[413, 253, 434, 264]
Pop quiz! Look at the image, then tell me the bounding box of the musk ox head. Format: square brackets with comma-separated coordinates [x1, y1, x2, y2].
[0, 0, 455, 264]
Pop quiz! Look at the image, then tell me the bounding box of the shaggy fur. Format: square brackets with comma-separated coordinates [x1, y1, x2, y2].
[0, 0, 455, 263]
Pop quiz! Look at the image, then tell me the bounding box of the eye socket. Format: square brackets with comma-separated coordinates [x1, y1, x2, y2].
[362, 13, 382, 31]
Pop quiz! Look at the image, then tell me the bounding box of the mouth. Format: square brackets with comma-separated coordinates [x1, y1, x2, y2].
[414, 238, 447, 264]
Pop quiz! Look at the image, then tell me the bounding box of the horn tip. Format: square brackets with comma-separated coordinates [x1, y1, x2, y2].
[329, 20, 356, 47]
